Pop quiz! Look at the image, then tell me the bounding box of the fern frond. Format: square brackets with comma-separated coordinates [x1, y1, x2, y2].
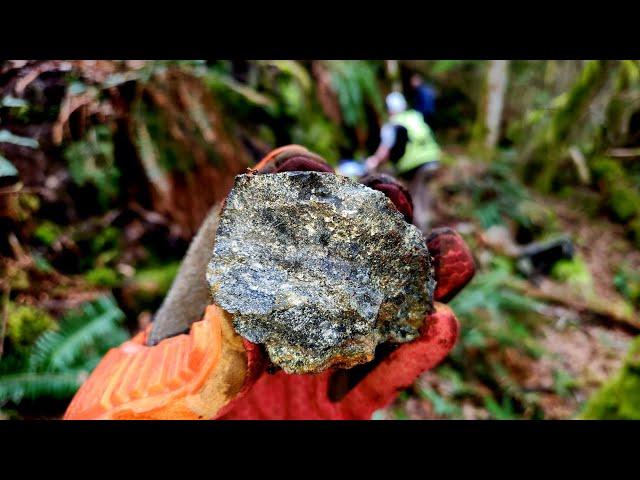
[0, 371, 84, 404]
[1, 296, 129, 406]
[327, 61, 383, 128]
[29, 296, 126, 372]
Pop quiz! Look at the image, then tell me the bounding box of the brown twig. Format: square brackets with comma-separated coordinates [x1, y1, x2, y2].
[0, 183, 51, 196]
[7, 233, 25, 261]
[509, 278, 640, 331]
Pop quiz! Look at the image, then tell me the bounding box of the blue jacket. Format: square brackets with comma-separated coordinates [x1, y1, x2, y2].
[414, 84, 436, 120]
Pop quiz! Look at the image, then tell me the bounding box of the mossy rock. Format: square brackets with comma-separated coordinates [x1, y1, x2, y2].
[580, 336, 640, 419]
[5, 303, 57, 356]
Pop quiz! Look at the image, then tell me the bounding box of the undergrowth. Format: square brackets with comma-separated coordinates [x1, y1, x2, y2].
[0, 296, 129, 416]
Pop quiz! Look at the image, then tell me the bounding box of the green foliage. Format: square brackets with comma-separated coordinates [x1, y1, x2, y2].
[590, 156, 640, 247]
[553, 368, 578, 398]
[85, 267, 121, 288]
[521, 61, 613, 192]
[484, 395, 518, 420]
[551, 256, 593, 291]
[205, 70, 276, 115]
[431, 60, 470, 74]
[123, 262, 181, 310]
[29, 295, 127, 371]
[606, 183, 637, 222]
[591, 157, 640, 222]
[0, 296, 129, 405]
[133, 69, 235, 177]
[580, 336, 640, 419]
[32, 253, 54, 274]
[547, 61, 606, 146]
[435, 365, 475, 397]
[326, 60, 384, 128]
[0, 371, 87, 404]
[5, 59, 640, 421]
[4, 267, 29, 291]
[450, 259, 544, 355]
[33, 220, 63, 246]
[614, 264, 640, 307]
[5, 304, 57, 356]
[269, 61, 346, 161]
[206, 60, 385, 161]
[64, 125, 120, 208]
[418, 387, 462, 417]
[462, 154, 533, 229]
[289, 119, 342, 163]
[7, 193, 40, 222]
[91, 226, 121, 254]
[438, 257, 549, 419]
[132, 263, 180, 296]
[601, 61, 640, 146]
[88, 226, 123, 269]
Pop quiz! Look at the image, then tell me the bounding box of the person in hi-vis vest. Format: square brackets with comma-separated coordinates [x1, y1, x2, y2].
[366, 91, 441, 233]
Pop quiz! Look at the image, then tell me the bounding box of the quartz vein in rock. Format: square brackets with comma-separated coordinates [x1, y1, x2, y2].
[206, 172, 435, 374]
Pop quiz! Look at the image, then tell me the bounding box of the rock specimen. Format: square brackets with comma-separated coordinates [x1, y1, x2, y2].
[206, 171, 435, 374]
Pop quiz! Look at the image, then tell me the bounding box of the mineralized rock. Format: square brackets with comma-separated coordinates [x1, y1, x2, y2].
[206, 171, 435, 374]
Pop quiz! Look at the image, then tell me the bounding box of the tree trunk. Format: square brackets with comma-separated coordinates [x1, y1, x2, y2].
[520, 60, 615, 192]
[484, 60, 509, 150]
[471, 60, 510, 158]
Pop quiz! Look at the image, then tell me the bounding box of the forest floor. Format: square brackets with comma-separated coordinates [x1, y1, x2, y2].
[378, 154, 639, 419]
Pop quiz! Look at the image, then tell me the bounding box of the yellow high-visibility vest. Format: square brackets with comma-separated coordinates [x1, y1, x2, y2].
[391, 110, 441, 174]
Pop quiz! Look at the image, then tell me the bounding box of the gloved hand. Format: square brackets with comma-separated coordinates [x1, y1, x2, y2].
[221, 302, 460, 419]
[64, 145, 475, 420]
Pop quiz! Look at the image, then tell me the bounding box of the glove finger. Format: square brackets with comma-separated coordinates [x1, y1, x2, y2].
[65, 305, 264, 420]
[360, 173, 414, 223]
[254, 144, 333, 174]
[337, 302, 458, 418]
[426, 227, 476, 303]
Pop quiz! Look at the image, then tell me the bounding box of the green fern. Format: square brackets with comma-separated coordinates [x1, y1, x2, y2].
[327, 61, 384, 127]
[0, 295, 129, 406]
[0, 371, 85, 404]
[29, 296, 127, 371]
[457, 154, 534, 230]
[440, 257, 549, 419]
[64, 125, 120, 208]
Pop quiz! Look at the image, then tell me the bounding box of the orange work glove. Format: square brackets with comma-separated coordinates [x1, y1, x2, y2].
[64, 146, 474, 420]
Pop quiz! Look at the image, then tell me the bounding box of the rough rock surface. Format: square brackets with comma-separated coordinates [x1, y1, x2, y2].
[206, 172, 435, 374]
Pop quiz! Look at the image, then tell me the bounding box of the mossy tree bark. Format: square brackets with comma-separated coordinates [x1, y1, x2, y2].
[470, 60, 510, 160]
[520, 60, 615, 192]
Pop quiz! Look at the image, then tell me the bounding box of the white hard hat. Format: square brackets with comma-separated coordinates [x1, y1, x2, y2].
[386, 91, 407, 114]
